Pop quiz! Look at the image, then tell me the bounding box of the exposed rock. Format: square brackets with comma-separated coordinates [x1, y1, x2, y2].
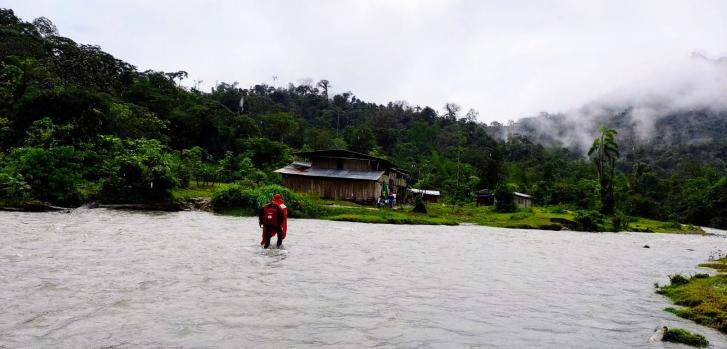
[186, 197, 213, 211]
[648, 326, 666, 343]
[0, 206, 23, 212]
[80, 202, 99, 209]
[0, 201, 70, 212]
[550, 217, 578, 230]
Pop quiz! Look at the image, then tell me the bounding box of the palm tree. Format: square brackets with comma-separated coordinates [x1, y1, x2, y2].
[588, 126, 620, 215]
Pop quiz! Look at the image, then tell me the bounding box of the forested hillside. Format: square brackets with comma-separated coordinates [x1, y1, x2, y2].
[1, 9, 725, 228]
[500, 108, 727, 173]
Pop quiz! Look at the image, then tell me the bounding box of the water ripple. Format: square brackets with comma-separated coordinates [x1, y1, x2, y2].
[0, 210, 725, 348]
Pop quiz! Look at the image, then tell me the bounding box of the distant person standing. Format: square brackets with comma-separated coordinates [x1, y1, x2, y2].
[272, 194, 288, 240]
[259, 194, 288, 248]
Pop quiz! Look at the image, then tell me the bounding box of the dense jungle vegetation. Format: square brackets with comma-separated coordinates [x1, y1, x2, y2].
[1, 9, 725, 229]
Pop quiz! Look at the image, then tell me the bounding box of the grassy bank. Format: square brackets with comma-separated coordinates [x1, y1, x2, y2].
[319, 204, 458, 225]
[322, 204, 568, 228]
[171, 184, 703, 233]
[318, 204, 702, 232]
[628, 218, 703, 234]
[662, 327, 709, 347]
[657, 256, 727, 334]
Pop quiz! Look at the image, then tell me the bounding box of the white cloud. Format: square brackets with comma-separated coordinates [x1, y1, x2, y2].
[5, 0, 727, 122]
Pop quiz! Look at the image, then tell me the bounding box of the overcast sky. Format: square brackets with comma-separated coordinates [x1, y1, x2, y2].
[5, 0, 727, 122]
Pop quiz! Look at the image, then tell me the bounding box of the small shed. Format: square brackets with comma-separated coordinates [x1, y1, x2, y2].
[476, 189, 495, 206]
[408, 188, 440, 203]
[513, 192, 533, 208]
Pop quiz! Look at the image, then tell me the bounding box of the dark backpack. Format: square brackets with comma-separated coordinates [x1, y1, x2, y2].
[262, 203, 281, 227]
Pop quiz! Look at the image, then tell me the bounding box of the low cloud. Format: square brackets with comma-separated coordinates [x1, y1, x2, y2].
[504, 53, 727, 151]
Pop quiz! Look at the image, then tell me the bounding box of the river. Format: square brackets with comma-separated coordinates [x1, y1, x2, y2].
[1, 209, 725, 348]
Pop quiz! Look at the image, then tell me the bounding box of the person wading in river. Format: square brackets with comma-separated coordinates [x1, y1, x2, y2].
[258, 194, 288, 248]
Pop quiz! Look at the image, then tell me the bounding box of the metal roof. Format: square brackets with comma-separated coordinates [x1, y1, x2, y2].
[292, 149, 410, 176]
[513, 192, 533, 198]
[275, 165, 385, 181]
[408, 188, 441, 196]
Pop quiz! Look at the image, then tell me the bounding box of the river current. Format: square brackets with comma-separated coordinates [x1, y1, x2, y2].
[1, 209, 725, 348]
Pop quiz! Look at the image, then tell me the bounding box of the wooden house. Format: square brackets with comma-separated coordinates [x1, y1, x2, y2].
[275, 150, 409, 203]
[513, 192, 533, 208]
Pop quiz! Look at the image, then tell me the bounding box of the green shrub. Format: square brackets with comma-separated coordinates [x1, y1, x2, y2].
[0, 170, 31, 202]
[247, 185, 323, 218]
[612, 212, 634, 231]
[98, 138, 180, 203]
[412, 197, 427, 214]
[494, 183, 517, 213]
[668, 274, 690, 286]
[574, 210, 605, 231]
[246, 184, 298, 208]
[662, 328, 708, 347]
[211, 185, 253, 210]
[211, 184, 322, 218]
[5, 146, 84, 205]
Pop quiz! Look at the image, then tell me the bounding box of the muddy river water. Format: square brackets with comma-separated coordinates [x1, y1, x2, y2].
[1, 209, 726, 348]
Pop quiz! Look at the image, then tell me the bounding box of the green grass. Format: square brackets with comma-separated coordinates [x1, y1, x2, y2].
[662, 328, 709, 347]
[629, 217, 703, 234]
[312, 203, 703, 232]
[426, 205, 575, 229]
[172, 184, 703, 233]
[315, 204, 562, 230]
[657, 257, 727, 334]
[699, 261, 727, 272]
[321, 205, 458, 225]
[315, 199, 365, 208]
[327, 213, 457, 225]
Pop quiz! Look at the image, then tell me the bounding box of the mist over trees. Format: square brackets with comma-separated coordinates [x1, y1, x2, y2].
[0, 8, 725, 229]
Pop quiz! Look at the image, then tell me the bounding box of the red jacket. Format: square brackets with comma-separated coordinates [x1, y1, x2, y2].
[259, 199, 288, 245]
[272, 198, 288, 240]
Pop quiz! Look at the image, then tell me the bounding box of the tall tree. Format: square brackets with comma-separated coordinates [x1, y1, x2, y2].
[316, 79, 330, 99]
[588, 126, 619, 214]
[31, 17, 57, 37]
[443, 102, 460, 122]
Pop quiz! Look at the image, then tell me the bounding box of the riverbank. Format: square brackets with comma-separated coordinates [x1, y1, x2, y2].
[173, 183, 704, 234]
[657, 256, 727, 334]
[319, 203, 704, 233]
[2, 183, 703, 234]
